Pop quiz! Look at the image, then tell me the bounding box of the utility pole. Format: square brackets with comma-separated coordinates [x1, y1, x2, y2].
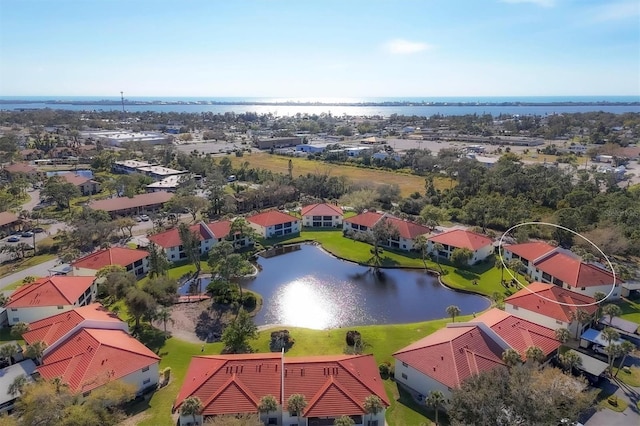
[120, 91, 126, 123]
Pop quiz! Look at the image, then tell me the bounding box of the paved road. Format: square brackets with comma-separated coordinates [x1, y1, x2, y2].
[0, 258, 59, 291]
[23, 188, 41, 212]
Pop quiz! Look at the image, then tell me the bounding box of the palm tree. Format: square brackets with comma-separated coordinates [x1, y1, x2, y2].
[495, 257, 506, 284]
[8, 374, 28, 396]
[433, 243, 445, 273]
[180, 396, 203, 426]
[559, 350, 582, 373]
[602, 304, 622, 327]
[601, 327, 621, 369]
[155, 307, 174, 333]
[363, 394, 384, 425]
[24, 340, 47, 365]
[334, 415, 355, 426]
[287, 393, 307, 426]
[446, 305, 461, 322]
[614, 341, 636, 377]
[593, 291, 607, 323]
[507, 259, 525, 283]
[525, 346, 545, 364]
[10, 322, 29, 339]
[0, 343, 20, 366]
[413, 235, 429, 272]
[258, 394, 278, 420]
[502, 348, 521, 368]
[425, 390, 445, 425]
[571, 309, 592, 339]
[554, 327, 571, 344]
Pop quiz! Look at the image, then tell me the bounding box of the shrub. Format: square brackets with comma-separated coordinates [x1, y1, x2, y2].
[346, 330, 361, 346]
[608, 395, 618, 406]
[242, 293, 257, 310]
[379, 362, 390, 379]
[269, 330, 294, 352]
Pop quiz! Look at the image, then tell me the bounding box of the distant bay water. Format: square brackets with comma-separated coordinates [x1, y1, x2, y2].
[1, 96, 639, 117]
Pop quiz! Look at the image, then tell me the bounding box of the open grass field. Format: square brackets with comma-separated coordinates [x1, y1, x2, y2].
[613, 366, 640, 387]
[229, 153, 450, 197]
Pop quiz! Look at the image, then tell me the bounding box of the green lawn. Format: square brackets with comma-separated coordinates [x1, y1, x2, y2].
[616, 298, 640, 327]
[613, 366, 640, 387]
[136, 315, 472, 426]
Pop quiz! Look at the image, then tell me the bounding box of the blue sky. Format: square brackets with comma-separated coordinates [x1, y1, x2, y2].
[0, 0, 638, 97]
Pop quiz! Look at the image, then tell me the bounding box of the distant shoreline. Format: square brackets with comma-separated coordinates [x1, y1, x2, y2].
[1, 99, 639, 107]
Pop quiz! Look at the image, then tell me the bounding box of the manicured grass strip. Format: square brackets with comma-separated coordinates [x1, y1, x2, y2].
[0, 253, 56, 279]
[598, 394, 628, 413]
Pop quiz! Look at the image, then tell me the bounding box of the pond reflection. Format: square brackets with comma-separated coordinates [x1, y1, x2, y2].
[244, 244, 490, 329]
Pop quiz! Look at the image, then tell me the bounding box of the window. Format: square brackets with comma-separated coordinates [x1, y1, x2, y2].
[275, 224, 283, 230]
[12, 318, 19, 322]
[581, 287, 586, 290]
[134, 259, 143, 267]
[142, 366, 150, 372]
[143, 378, 151, 385]
[82, 391, 91, 397]
[268, 419, 277, 425]
[57, 305, 64, 309]
[512, 305, 519, 310]
[402, 362, 408, 367]
[556, 320, 563, 325]
[11, 308, 17, 312]
[401, 373, 408, 380]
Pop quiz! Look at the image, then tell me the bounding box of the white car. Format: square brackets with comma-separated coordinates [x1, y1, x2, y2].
[592, 345, 608, 355]
[139, 214, 150, 222]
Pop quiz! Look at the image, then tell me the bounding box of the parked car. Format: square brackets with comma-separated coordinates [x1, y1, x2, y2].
[7, 236, 20, 242]
[33, 227, 45, 233]
[139, 214, 150, 221]
[21, 231, 34, 238]
[134, 216, 142, 222]
[592, 345, 607, 356]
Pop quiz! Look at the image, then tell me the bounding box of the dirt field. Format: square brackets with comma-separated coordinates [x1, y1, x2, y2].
[157, 300, 236, 344]
[228, 153, 449, 197]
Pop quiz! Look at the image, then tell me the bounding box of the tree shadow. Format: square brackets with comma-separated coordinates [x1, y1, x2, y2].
[394, 381, 448, 425]
[453, 269, 480, 281]
[135, 324, 167, 353]
[195, 303, 234, 343]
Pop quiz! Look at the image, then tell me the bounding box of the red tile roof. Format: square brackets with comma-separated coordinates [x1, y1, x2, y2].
[71, 247, 149, 271]
[87, 191, 173, 213]
[505, 282, 597, 322]
[60, 173, 92, 186]
[344, 211, 430, 240]
[344, 211, 383, 228]
[534, 252, 616, 288]
[247, 210, 298, 227]
[475, 308, 560, 361]
[393, 325, 506, 389]
[23, 303, 123, 347]
[7, 276, 96, 308]
[148, 221, 231, 248]
[0, 211, 19, 227]
[429, 229, 493, 251]
[301, 203, 343, 217]
[503, 241, 556, 261]
[3, 162, 37, 174]
[173, 354, 389, 417]
[37, 328, 159, 393]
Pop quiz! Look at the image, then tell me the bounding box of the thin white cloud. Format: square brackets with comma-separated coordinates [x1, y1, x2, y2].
[500, 0, 555, 7]
[383, 39, 433, 55]
[591, 1, 639, 22]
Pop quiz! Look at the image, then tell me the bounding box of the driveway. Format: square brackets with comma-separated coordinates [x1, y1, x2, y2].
[584, 375, 640, 426]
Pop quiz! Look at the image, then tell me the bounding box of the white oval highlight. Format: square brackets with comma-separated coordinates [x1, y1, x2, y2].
[497, 221, 616, 307]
